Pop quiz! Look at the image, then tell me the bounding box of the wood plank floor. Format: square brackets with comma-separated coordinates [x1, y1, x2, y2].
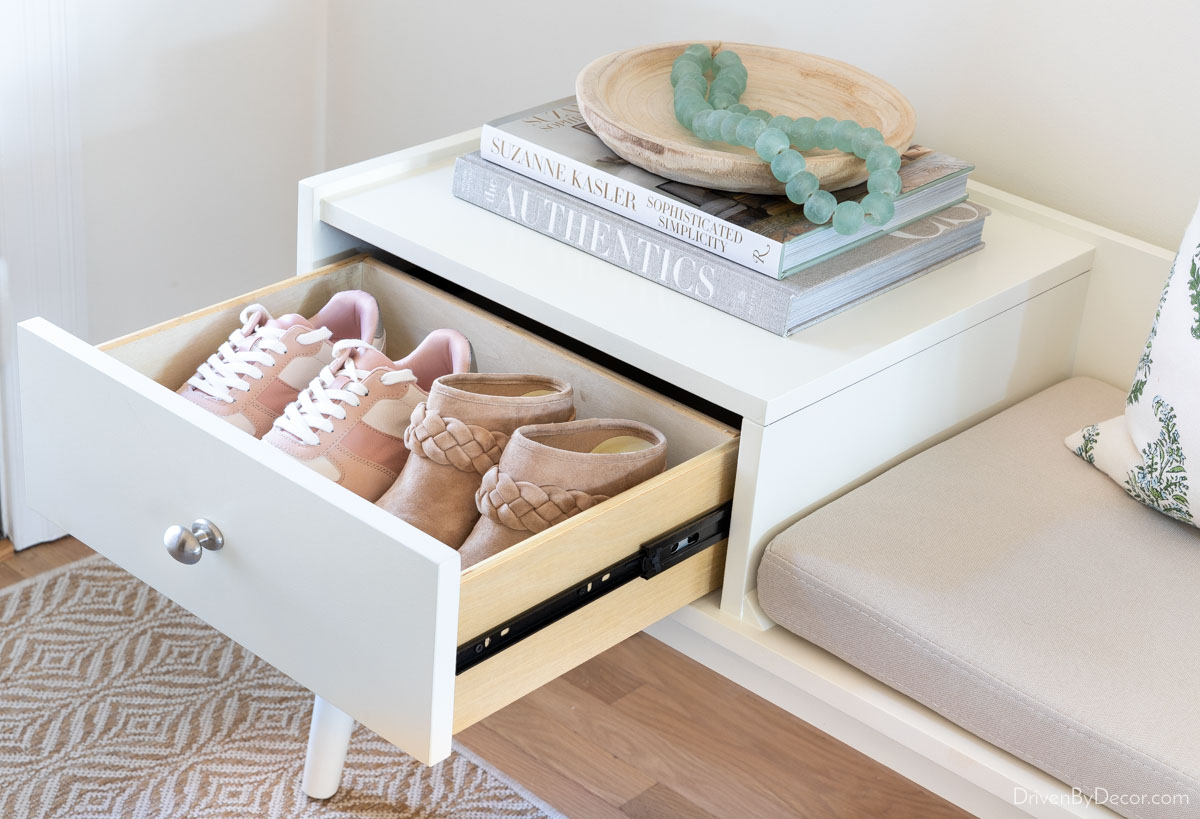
[1, 536, 969, 818]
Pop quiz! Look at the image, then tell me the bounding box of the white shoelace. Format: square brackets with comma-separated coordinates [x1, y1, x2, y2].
[273, 338, 416, 446]
[186, 304, 332, 403]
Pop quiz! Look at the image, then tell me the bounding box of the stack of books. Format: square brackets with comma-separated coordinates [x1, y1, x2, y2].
[453, 97, 988, 336]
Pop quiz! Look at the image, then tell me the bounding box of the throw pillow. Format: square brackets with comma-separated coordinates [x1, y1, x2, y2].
[1065, 200, 1200, 526]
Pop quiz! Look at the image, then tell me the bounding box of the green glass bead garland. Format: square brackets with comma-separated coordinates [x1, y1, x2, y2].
[671, 44, 901, 235]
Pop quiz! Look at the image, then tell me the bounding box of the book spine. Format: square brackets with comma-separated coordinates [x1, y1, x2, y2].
[479, 123, 786, 278]
[453, 155, 791, 335]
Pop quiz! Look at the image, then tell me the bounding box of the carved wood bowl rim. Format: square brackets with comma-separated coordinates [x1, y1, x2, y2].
[576, 41, 916, 194]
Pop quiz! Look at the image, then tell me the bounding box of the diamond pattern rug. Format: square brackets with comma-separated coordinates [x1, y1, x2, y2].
[0, 555, 562, 818]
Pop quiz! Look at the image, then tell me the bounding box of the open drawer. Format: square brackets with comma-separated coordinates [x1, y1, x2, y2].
[16, 255, 738, 765]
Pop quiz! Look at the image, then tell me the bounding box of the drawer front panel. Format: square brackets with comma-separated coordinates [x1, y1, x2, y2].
[18, 318, 459, 765]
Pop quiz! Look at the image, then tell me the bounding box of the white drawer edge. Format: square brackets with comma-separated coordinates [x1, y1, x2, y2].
[21, 317, 457, 565]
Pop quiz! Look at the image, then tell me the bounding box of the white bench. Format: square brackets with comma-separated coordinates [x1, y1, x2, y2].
[759, 376, 1200, 819]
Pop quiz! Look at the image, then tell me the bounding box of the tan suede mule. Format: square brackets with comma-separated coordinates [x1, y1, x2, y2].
[458, 418, 668, 568]
[375, 373, 575, 547]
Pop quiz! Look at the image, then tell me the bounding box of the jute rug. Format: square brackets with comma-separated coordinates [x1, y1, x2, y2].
[0, 555, 564, 818]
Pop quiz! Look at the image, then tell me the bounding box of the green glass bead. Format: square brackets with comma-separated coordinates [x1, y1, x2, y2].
[832, 200, 865, 235]
[814, 117, 839, 150]
[866, 169, 902, 197]
[673, 88, 706, 112]
[681, 104, 705, 134]
[713, 50, 742, 69]
[727, 102, 750, 115]
[770, 149, 806, 183]
[702, 109, 730, 141]
[720, 78, 747, 97]
[754, 127, 790, 161]
[675, 74, 707, 97]
[767, 115, 794, 133]
[833, 120, 862, 153]
[717, 67, 747, 94]
[851, 127, 884, 158]
[683, 44, 713, 72]
[669, 66, 690, 88]
[670, 59, 703, 86]
[710, 75, 742, 97]
[675, 96, 710, 128]
[745, 109, 770, 122]
[709, 92, 737, 110]
[672, 96, 694, 125]
[788, 117, 817, 150]
[803, 189, 837, 224]
[866, 144, 901, 172]
[861, 192, 895, 226]
[735, 116, 767, 148]
[785, 171, 820, 204]
[691, 109, 716, 138]
[720, 112, 747, 144]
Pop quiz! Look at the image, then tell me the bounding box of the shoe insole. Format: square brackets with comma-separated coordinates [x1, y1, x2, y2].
[521, 389, 558, 397]
[590, 435, 655, 454]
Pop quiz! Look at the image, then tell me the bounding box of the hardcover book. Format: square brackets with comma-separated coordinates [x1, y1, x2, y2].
[454, 151, 988, 336]
[480, 97, 974, 279]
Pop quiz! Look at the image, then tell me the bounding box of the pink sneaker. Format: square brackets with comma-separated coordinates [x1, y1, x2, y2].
[178, 290, 386, 437]
[264, 330, 474, 502]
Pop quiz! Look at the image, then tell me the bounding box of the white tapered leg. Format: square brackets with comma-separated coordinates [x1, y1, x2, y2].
[302, 695, 356, 799]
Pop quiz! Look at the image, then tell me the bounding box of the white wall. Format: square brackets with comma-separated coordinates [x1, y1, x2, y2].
[325, 0, 1200, 252]
[45, 0, 1200, 338]
[77, 1, 326, 343]
[0, 0, 326, 547]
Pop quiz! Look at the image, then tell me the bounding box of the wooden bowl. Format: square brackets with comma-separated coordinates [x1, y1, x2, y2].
[576, 41, 915, 193]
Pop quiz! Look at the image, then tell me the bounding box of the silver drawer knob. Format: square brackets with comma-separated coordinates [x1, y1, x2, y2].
[163, 519, 224, 565]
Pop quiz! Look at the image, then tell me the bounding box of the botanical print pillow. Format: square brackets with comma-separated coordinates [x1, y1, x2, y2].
[1065, 200, 1200, 526]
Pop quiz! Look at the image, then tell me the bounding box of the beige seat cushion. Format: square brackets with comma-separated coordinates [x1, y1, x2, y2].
[758, 377, 1200, 819]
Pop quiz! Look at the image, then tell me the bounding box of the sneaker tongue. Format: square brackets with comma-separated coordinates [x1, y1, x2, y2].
[347, 344, 394, 372]
[265, 313, 312, 331]
[327, 343, 396, 389]
[239, 308, 311, 341]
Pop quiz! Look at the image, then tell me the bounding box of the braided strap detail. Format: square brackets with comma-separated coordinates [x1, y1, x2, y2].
[404, 403, 508, 475]
[475, 466, 609, 534]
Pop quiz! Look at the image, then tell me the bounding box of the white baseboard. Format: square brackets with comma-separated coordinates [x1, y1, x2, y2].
[646, 595, 1117, 819]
